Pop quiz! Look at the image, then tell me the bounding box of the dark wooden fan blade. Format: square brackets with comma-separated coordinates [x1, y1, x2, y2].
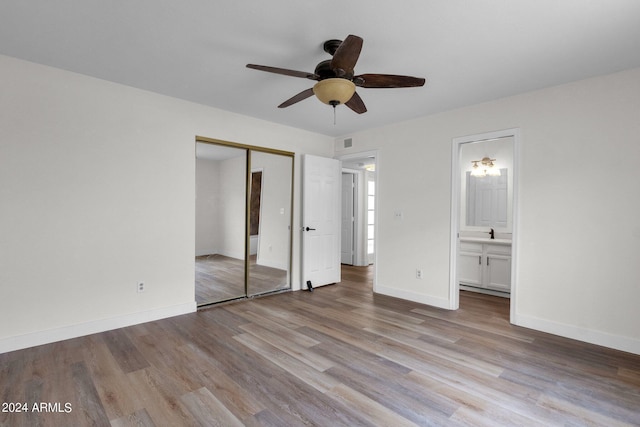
[278, 88, 315, 108]
[330, 35, 363, 76]
[345, 91, 367, 114]
[354, 74, 426, 88]
[247, 64, 318, 80]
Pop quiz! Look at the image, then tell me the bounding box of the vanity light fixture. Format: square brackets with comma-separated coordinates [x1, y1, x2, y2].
[471, 157, 501, 177]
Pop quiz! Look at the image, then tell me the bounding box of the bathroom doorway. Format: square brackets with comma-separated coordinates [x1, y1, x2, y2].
[450, 129, 520, 320]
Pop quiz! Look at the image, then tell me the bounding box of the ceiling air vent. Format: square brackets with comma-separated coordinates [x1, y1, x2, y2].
[335, 137, 353, 151]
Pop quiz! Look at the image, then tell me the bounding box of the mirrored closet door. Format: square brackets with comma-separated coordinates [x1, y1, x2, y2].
[195, 138, 294, 306]
[195, 143, 247, 304]
[247, 151, 293, 296]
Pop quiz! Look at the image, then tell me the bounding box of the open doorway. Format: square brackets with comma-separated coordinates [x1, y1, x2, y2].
[341, 171, 356, 265]
[450, 129, 519, 320]
[339, 152, 378, 286]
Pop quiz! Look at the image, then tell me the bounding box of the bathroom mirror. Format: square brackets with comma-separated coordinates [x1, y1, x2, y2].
[466, 169, 508, 227]
[460, 136, 514, 230]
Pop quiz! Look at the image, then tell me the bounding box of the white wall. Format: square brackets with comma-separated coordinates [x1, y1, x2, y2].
[195, 153, 252, 260]
[195, 157, 220, 256]
[338, 67, 640, 354]
[219, 156, 247, 260]
[0, 54, 333, 353]
[251, 151, 293, 270]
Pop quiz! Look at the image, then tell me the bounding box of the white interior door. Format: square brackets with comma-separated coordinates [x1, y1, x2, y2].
[341, 172, 355, 265]
[302, 154, 341, 289]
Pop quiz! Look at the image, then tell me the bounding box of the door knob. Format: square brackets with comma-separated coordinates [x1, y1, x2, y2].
[305, 227, 316, 231]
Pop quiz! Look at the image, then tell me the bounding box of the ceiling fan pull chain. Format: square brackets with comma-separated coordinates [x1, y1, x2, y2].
[329, 100, 339, 125]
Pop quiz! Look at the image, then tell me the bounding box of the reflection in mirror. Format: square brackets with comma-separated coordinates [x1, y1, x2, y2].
[460, 136, 514, 232]
[248, 151, 293, 296]
[195, 142, 247, 305]
[249, 171, 262, 237]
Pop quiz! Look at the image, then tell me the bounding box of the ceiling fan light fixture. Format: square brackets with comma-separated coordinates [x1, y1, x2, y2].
[313, 78, 356, 106]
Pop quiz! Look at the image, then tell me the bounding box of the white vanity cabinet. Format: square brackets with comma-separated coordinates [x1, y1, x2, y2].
[458, 242, 484, 287]
[458, 239, 511, 294]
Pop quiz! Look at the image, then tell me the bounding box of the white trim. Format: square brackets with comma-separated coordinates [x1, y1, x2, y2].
[449, 140, 461, 310]
[510, 129, 521, 322]
[450, 128, 521, 317]
[514, 313, 640, 356]
[376, 284, 450, 310]
[0, 302, 196, 354]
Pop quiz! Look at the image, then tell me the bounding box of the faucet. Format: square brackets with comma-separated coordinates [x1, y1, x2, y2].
[490, 228, 495, 240]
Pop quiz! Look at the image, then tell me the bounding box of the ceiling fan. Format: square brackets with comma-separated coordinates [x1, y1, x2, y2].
[246, 35, 426, 114]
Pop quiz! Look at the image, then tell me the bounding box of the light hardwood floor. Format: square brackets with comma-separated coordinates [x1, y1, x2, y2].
[1, 265, 639, 426]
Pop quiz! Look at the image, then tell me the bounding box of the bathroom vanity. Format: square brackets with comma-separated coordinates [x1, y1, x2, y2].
[458, 237, 511, 296]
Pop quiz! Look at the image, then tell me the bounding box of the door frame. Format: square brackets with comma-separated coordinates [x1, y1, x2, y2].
[336, 150, 379, 291]
[449, 129, 520, 321]
[341, 170, 357, 266]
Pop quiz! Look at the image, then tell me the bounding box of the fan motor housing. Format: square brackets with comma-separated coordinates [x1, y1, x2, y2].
[314, 60, 336, 80]
[314, 59, 354, 80]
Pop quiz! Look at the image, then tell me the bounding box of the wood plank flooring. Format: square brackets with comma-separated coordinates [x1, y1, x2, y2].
[195, 254, 288, 305]
[2, 265, 639, 426]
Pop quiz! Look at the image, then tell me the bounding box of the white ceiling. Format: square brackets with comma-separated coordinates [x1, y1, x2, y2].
[2, 1, 639, 137]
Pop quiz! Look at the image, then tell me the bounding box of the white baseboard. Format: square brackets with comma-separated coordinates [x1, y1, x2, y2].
[375, 284, 452, 310]
[513, 312, 640, 356]
[0, 302, 197, 354]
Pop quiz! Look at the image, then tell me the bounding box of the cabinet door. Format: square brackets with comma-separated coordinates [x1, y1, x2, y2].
[458, 251, 483, 287]
[486, 254, 511, 292]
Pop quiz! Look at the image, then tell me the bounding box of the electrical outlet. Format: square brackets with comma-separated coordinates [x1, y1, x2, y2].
[416, 269, 423, 279]
[137, 282, 145, 293]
